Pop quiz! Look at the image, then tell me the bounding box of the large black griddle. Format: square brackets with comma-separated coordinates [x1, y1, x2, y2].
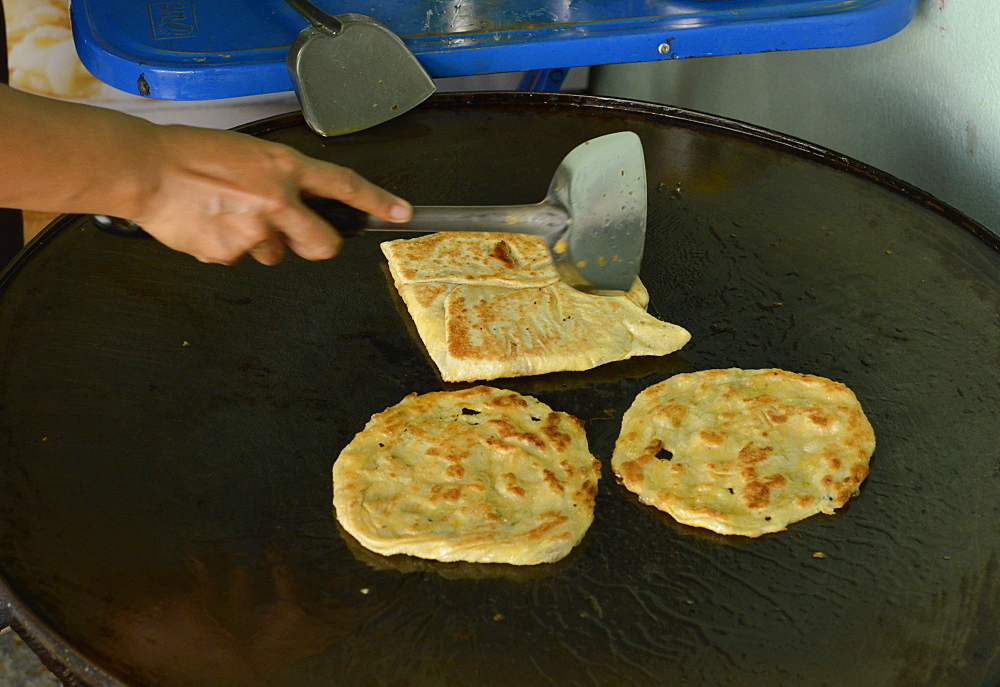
[0, 93, 997, 687]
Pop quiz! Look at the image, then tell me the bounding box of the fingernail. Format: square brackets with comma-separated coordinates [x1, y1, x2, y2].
[388, 201, 412, 222]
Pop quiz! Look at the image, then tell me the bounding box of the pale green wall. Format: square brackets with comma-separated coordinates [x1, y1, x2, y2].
[592, 1, 1000, 236]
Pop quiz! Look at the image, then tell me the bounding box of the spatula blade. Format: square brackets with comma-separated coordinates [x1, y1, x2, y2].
[287, 15, 436, 137]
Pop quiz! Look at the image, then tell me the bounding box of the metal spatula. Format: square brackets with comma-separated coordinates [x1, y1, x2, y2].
[308, 131, 648, 294]
[284, 0, 436, 136]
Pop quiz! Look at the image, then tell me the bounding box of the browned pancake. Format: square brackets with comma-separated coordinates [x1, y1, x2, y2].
[381, 232, 691, 382]
[332, 386, 601, 565]
[612, 369, 876, 536]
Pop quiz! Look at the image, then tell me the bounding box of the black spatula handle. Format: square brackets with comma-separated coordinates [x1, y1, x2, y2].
[284, 0, 343, 33]
[301, 197, 369, 236]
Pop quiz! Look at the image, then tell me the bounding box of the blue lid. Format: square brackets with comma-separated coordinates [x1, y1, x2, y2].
[71, 0, 918, 101]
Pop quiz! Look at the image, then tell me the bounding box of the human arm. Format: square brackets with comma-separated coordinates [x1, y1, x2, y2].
[0, 84, 413, 264]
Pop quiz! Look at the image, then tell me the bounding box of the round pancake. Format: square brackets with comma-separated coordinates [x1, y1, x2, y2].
[333, 386, 600, 565]
[612, 369, 875, 537]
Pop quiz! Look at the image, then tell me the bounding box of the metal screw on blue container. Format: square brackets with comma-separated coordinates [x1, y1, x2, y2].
[657, 42, 671, 55]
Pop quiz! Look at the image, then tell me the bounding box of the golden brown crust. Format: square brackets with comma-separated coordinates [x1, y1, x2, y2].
[611, 369, 876, 537]
[333, 386, 600, 565]
[381, 233, 691, 382]
[384, 232, 556, 288]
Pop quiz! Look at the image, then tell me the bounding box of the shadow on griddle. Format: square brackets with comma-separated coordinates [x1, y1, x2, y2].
[337, 522, 585, 582]
[467, 352, 694, 396]
[380, 261, 442, 374]
[611, 478, 847, 546]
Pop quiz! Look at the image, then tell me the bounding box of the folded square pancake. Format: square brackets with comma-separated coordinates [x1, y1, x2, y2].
[332, 386, 600, 565]
[381, 232, 691, 382]
[612, 369, 876, 537]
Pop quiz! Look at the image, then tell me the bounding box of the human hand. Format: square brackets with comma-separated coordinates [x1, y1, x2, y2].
[132, 124, 412, 265]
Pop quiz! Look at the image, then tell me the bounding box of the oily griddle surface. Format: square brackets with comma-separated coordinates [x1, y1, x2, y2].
[0, 94, 997, 687]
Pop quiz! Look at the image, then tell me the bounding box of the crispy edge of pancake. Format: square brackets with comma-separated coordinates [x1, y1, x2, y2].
[332, 386, 601, 565]
[611, 368, 876, 537]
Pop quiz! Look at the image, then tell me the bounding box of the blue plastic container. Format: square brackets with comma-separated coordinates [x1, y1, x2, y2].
[71, 0, 919, 100]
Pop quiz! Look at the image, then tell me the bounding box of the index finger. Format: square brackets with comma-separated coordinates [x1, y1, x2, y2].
[297, 158, 412, 224]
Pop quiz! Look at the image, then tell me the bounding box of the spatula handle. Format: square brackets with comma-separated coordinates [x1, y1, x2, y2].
[305, 197, 571, 239]
[284, 0, 343, 33]
[301, 197, 368, 235]
[368, 204, 567, 237]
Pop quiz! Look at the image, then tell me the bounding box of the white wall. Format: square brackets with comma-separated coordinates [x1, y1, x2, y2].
[592, 1, 1000, 236]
